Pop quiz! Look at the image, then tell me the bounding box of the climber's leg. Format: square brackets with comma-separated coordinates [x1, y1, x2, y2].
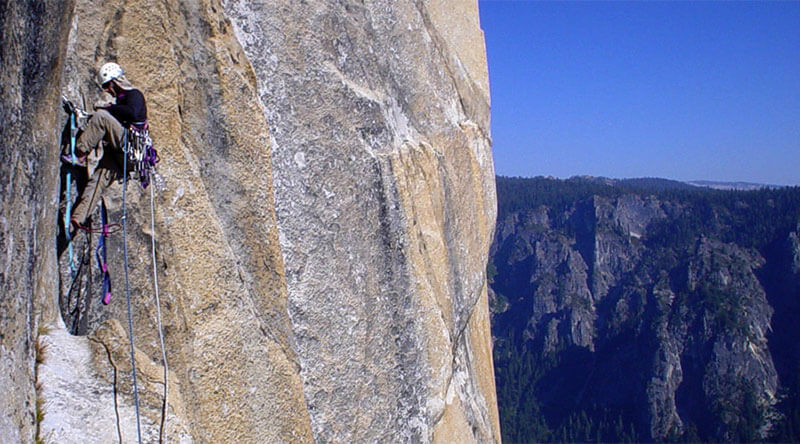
[76, 109, 126, 157]
[71, 155, 118, 225]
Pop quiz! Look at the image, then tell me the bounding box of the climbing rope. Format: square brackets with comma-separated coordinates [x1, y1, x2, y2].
[121, 130, 144, 444]
[149, 181, 169, 443]
[120, 125, 169, 443]
[65, 106, 77, 276]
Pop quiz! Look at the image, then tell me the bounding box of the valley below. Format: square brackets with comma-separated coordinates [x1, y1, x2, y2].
[489, 176, 800, 443]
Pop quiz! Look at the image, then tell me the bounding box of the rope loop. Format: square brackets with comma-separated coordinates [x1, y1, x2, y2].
[75, 222, 121, 235]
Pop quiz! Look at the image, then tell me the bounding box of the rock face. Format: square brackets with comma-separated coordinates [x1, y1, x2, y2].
[1, 2, 73, 442]
[0, 1, 499, 443]
[491, 177, 800, 443]
[224, 1, 497, 442]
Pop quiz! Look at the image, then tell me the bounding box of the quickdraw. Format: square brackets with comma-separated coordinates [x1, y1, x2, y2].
[126, 122, 159, 188]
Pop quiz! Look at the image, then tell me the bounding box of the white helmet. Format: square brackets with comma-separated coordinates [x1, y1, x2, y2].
[99, 62, 124, 85]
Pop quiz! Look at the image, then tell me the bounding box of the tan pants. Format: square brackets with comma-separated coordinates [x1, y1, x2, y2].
[71, 110, 127, 224]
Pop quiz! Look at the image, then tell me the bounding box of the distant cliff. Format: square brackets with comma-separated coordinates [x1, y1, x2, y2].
[0, 1, 500, 443]
[490, 176, 800, 443]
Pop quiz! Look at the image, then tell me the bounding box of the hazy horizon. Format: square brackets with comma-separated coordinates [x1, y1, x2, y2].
[479, 1, 800, 186]
[495, 173, 789, 188]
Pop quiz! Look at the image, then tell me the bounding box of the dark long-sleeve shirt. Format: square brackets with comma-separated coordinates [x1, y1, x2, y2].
[107, 88, 147, 126]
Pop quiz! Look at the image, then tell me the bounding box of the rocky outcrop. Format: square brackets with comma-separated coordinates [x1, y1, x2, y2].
[658, 238, 777, 441]
[491, 179, 796, 442]
[1, 1, 499, 443]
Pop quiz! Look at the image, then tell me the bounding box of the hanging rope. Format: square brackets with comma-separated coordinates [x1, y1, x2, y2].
[121, 130, 143, 444]
[65, 108, 77, 276]
[149, 182, 169, 443]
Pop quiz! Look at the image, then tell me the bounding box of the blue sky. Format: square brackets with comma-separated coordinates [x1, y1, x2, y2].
[478, 1, 800, 185]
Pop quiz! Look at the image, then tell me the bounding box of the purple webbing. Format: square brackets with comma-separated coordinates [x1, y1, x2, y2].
[145, 146, 158, 166]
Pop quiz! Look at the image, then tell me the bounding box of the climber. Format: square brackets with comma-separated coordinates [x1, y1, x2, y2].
[63, 62, 148, 230]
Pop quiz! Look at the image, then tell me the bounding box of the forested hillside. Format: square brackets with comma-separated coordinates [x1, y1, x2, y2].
[490, 176, 800, 443]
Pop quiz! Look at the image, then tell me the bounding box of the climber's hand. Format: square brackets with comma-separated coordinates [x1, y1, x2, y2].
[94, 100, 111, 110]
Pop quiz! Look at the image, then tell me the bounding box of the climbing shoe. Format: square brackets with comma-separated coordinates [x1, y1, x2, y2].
[61, 153, 87, 166]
